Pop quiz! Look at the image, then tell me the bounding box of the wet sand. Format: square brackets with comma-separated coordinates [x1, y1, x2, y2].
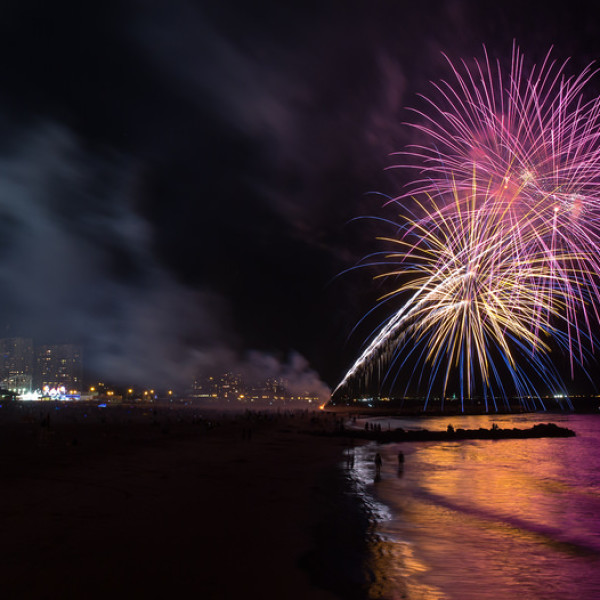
[0, 404, 368, 599]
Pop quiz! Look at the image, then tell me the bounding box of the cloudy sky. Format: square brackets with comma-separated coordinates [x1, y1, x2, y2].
[1, 0, 599, 394]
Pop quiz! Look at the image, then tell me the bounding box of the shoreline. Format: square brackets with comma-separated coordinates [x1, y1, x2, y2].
[0, 405, 376, 599]
[301, 457, 374, 600]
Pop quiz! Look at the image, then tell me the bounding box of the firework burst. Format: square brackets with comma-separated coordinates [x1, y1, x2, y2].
[337, 46, 600, 406]
[393, 43, 600, 355]
[335, 177, 588, 407]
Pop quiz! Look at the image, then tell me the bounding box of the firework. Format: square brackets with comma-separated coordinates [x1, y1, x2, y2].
[399, 44, 600, 208]
[336, 46, 600, 404]
[394, 44, 600, 351]
[335, 179, 587, 406]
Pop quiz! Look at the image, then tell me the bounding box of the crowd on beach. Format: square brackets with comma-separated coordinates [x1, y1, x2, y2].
[0, 400, 394, 599]
[0, 400, 350, 451]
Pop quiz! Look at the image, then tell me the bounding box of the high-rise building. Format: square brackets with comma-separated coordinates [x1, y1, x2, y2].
[0, 337, 34, 393]
[35, 344, 83, 392]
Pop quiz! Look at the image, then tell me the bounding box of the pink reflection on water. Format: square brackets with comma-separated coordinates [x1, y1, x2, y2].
[352, 414, 600, 600]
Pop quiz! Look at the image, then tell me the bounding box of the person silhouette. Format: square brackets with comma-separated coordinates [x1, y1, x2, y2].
[375, 452, 382, 478]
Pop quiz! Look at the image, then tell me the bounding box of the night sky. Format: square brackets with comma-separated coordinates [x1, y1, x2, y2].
[2, 0, 600, 394]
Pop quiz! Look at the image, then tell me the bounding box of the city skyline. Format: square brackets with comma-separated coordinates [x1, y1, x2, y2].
[0, 335, 324, 406]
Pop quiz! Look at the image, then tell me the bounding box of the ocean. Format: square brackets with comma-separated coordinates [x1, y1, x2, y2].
[347, 412, 600, 600]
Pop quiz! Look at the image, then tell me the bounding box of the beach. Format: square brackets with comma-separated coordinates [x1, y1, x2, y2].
[0, 404, 369, 599]
[4, 404, 597, 600]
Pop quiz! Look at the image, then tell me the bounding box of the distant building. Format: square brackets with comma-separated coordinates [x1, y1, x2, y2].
[35, 344, 83, 392]
[0, 337, 34, 394]
[191, 372, 243, 402]
[191, 370, 321, 406]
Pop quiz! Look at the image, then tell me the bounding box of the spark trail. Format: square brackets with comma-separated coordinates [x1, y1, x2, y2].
[337, 45, 600, 403]
[335, 180, 584, 405]
[337, 46, 600, 404]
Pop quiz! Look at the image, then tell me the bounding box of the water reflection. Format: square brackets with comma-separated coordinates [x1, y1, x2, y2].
[349, 414, 600, 600]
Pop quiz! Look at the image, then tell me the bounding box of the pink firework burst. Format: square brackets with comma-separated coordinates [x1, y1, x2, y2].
[393, 43, 600, 367]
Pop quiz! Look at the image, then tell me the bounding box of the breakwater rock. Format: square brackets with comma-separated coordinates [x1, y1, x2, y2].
[320, 422, 575, 443]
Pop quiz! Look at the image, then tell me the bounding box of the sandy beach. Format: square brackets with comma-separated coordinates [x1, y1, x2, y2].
[0, 404, 370, 599]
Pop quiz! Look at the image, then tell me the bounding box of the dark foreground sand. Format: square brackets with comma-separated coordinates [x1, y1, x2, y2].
[0, 404, 371, 599]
